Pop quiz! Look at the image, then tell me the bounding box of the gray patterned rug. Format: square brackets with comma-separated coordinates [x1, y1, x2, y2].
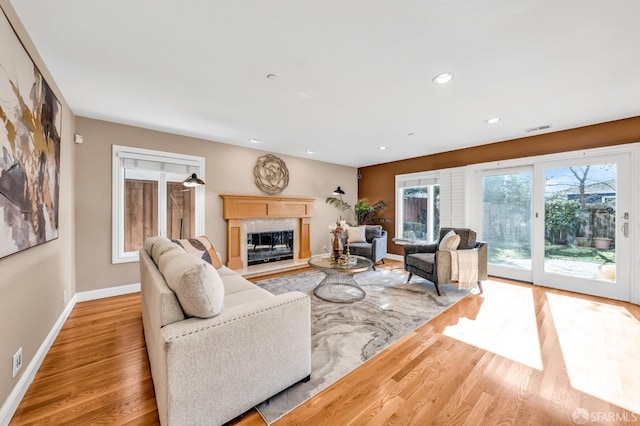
[254, 268, 470, 424]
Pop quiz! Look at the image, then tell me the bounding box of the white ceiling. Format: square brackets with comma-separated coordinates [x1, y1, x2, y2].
[9, 0, 640, 168]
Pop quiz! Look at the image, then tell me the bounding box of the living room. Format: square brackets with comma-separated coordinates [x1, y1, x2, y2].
[2, 1, 640, 425]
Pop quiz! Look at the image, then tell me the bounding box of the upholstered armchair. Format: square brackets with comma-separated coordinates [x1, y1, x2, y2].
[403, 228, 487, 295]
[347, 225, 388, 270]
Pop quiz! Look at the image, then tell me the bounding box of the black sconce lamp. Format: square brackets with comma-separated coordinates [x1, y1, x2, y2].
[171, 173, 205, 238]
[183, 173, 205, 187]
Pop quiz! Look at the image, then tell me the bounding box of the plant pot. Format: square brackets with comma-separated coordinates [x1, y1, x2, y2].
[575, 237, 591, 247]
[594, 237, 612, 250]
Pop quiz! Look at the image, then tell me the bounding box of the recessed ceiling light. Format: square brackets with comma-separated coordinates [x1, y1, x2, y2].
[249, 138, 261, 144]
[432, 72, 454, 84]
[485, 117, 501, 124]
[378, 146, 387, 150]
[266, 74, 277, 80]
[305, 150, 314, 154]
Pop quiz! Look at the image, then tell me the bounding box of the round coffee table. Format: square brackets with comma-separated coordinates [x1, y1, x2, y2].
[308, 254, 373, 303]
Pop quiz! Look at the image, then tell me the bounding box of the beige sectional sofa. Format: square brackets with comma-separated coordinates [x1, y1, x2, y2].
[140, 236, 311, 426]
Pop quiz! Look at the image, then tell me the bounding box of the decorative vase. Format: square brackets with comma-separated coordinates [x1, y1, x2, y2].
[332, 235, 342, 260]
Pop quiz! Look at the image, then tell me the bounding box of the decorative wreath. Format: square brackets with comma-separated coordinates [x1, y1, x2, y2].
[253, 154, 289, 195]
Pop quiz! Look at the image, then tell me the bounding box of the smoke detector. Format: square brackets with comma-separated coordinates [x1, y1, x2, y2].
[525, 124, 552, 133]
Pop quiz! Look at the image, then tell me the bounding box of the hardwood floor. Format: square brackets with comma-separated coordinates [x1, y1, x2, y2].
[10, 260, 640, 425]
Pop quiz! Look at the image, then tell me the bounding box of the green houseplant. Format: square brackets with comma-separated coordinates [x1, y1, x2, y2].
[593, 207, 614, 249]
[325, 196, 390, 225]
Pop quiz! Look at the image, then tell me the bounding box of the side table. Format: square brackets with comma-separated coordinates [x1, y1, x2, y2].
[308, 254, 373, 303]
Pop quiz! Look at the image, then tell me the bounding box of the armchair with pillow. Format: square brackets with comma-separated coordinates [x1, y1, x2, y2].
[346, 225, 388, 269]
[403, 228, 487, 295]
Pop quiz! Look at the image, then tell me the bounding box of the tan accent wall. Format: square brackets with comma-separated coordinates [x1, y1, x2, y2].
[0, 2, 76, 410]
[358, 117, 640, 256]
[75, 117, 357, 292]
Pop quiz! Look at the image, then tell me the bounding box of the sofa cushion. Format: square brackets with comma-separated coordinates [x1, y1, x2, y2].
[456, 229, 477, 249]
[224, 288, 274, 309]
[406, 252, 435, 273]
[145, 236, 170, 255]
[158, 248, 185, 271]
[348, 242, 373, 257]
[365, 225, 382, 241]
[216, 265, 238, 277]
[152, 240, 184, 265]
[222, 274, 258, 295]
[347, 226, 367, 243]
[160, 252, 225, 318]
[172, 236, 222, 268]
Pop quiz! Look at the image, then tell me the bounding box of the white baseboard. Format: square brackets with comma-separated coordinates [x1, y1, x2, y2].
[75, 283, 140, 302]
[0, 295, 77, 426]
[0, 282, 141, 425]
[386, 253, 403, 262]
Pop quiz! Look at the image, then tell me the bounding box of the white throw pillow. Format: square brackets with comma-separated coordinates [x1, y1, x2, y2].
[348, 226, 367, 243]
[161, 252, 225, 318]
[439, 230, 461, 251]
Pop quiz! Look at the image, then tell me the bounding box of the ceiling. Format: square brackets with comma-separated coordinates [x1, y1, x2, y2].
[9, 0, 640, 168]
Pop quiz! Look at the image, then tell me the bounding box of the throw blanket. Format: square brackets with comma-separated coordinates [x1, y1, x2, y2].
[450, 249, 478, 289]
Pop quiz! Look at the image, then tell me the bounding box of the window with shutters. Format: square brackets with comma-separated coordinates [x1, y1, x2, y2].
[395, 172, 440, 242]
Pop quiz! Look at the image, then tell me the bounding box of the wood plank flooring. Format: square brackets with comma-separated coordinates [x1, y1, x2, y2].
[10, 260, 640, 425]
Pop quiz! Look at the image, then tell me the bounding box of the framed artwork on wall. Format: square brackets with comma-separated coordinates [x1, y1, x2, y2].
[0, 9, 62, 259]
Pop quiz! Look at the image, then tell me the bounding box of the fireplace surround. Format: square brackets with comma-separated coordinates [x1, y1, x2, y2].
[220, 194, 315, 270]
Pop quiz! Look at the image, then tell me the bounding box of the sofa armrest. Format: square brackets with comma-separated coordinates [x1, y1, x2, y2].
[436, 243, 488, 284]
[474, 241, 488, 281]
[434, 250, 452, 283]
[160, 291, 311, 425]
[370, 231, 388, 262]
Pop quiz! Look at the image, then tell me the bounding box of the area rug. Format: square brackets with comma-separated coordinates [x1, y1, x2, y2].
[253, 269, 470, 424]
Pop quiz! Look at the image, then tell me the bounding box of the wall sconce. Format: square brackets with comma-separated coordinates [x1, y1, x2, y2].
[171, 173, 205, 238]
[183, 173, 205, 187]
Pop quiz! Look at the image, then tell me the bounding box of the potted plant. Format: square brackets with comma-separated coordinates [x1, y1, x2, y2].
[593, 237, 612, 250]
[593, 207, 614, 250]
[325, 196, 390, 225]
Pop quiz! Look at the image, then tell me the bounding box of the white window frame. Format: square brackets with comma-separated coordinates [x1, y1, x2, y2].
[395, 171, 440, 242]
[112, 145, 205, 263]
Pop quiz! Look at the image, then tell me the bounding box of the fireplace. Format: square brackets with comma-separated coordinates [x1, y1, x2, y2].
[247, 230, 294, 266]
[219, 194, 315, 270]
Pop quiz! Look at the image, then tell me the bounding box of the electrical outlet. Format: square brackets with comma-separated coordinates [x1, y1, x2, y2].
[63, 290, 67, 304]
[323, 245, 327, 252]
[12, 348, 22, 378]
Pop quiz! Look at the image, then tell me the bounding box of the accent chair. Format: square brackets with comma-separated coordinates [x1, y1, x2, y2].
[403, 227, 487, 295]
[347, 225, 388, 270]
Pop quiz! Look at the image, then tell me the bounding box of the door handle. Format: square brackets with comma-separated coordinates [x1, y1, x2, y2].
[622, 222, 629, 238]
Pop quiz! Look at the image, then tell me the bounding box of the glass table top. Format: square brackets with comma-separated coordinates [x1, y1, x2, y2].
[308, 254, 373, 274]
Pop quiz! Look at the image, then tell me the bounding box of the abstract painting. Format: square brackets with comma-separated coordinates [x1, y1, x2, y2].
[0, 10, 61, 259]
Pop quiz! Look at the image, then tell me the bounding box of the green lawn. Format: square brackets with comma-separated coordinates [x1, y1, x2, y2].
[489, 242, 615, 264]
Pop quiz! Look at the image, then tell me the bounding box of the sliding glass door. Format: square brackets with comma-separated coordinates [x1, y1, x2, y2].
[480, 168, 533, 282]
[475, 152, 631, 301]
[534, 154, 631, 300]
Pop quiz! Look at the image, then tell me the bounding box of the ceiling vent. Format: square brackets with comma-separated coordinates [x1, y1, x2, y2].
[525, 124, 552, 133]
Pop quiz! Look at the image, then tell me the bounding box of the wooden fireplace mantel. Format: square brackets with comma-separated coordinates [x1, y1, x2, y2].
[219, 194, 315, 269]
